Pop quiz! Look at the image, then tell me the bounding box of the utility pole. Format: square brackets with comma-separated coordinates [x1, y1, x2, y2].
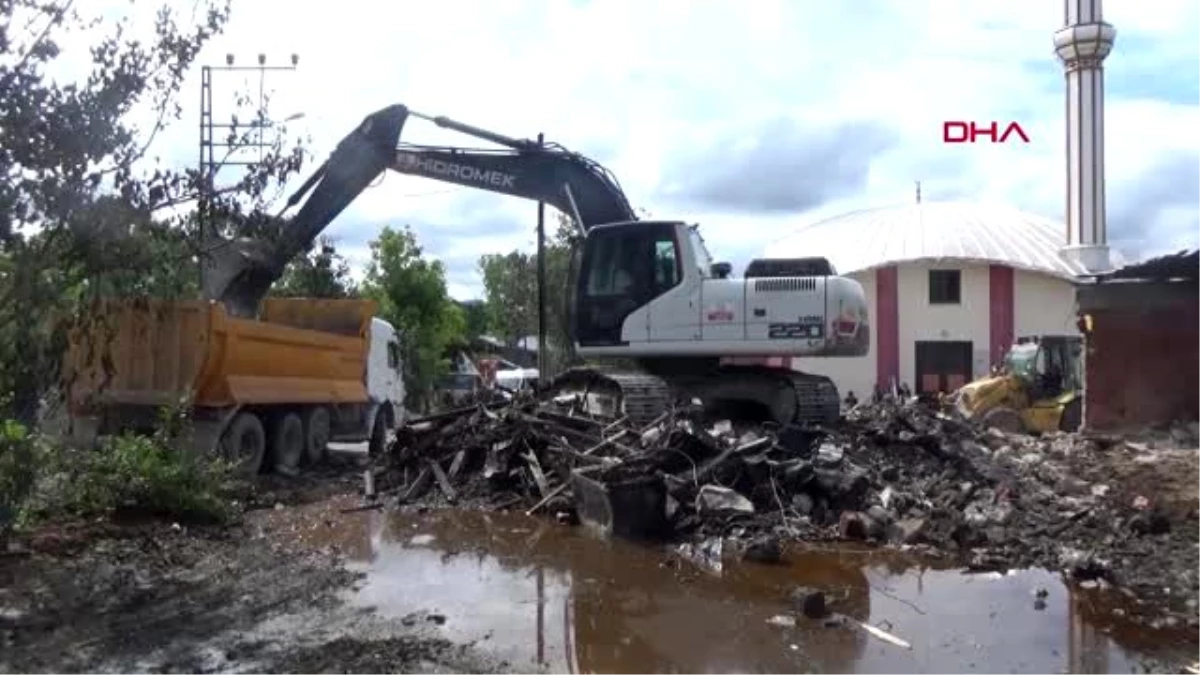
[197, 52, 299, 289]
[536, 132, 548, 384]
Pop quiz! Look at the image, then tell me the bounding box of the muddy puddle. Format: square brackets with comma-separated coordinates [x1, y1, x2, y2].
[258, 501, 1197, 673]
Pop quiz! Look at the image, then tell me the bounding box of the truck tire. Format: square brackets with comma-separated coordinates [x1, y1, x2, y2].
[223, 412, 266, 478]
[303, 407, 331, 465]
[271, 412, 304, 476]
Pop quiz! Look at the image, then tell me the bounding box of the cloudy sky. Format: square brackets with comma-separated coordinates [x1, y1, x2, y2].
[89, 0, 1200, 298]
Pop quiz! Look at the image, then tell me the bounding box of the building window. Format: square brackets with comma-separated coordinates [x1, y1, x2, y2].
[928, 269, 961, 304]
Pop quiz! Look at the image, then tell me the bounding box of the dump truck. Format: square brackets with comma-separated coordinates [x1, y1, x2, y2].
[64, 297, 406, 476]
[949, 334, 1083, 434]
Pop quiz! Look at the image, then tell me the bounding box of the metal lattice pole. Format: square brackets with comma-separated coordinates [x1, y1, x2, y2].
[197, 53, 299, 290]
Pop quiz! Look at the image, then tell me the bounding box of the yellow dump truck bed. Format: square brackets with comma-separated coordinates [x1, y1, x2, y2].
[66, 298, 378, 412]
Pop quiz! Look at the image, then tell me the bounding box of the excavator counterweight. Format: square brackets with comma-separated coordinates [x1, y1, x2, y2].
[201, 102, 871, 426]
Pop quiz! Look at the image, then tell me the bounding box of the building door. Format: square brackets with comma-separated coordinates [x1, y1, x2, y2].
[914, 341, 973, 396]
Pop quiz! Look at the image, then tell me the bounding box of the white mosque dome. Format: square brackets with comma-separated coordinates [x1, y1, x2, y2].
[768, 201, 1123, 279]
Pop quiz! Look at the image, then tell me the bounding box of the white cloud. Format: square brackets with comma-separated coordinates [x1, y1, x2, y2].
[76, 0, 1200, 298]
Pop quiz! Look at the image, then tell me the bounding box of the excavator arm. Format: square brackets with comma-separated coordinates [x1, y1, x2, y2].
[391, 146, 634, 227]
[202, 103, 636, 317]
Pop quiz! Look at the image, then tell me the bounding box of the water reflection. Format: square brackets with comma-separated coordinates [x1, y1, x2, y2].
[263, 502, 1194, 673]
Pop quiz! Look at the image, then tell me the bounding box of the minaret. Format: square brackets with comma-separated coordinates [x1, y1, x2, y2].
[1054, 0, 1117, 273]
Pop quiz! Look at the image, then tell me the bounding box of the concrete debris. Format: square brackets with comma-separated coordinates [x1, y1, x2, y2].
[381, 395, 1200, 619]
[696, 485, 755, 515]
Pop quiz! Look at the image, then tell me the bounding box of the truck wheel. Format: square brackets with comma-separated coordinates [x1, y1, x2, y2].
[223, 412, 266, 478]
[303, 407, 331, 465]
[367, 408, 389, 458]
[271, 412, 304, 476]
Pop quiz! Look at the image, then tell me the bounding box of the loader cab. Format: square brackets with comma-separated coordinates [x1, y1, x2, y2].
[573, 220, 697, 346]
[1007, 335, 1082, 400]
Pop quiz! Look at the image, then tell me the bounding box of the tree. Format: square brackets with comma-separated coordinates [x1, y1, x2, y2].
[477, 212, 580, 375]
[478, 251, 537, 347]
[0, 0, 307, 423]
[360, 226, 463, 413]
[270, 236, 357, 299]
[541, 213, 582, 372]
[457, 299, 489, 341]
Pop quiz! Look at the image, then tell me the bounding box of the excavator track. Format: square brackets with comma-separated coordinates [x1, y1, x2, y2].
[546, 365, 840, 427]
[547, 367, 673, 426]
[663, 366, 840, 427]
[786, 370, 842, 426]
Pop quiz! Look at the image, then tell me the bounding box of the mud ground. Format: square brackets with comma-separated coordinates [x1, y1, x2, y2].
[0, 453, 517, 674]
[1035, 433, 1200, 623]
[390, 402, 1200, 629]
[1, 430, 1196, 674]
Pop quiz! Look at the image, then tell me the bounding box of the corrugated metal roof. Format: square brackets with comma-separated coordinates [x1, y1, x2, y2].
[767, 201, 1123, 279]
[1098, 249, 1198, 282]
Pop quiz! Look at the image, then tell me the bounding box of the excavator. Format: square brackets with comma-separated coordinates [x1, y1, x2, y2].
[201, 104, 870, 426]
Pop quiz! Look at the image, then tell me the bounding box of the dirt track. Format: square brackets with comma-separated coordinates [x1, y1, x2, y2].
[0, 461, 515, 674]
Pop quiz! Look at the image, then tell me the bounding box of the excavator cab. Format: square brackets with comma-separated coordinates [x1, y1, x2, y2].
[574, 221, 689, 347]
[951, 335, 1083, 434]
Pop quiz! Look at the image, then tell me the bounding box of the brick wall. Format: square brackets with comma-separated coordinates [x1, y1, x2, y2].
[1085, 301, 1199, 430]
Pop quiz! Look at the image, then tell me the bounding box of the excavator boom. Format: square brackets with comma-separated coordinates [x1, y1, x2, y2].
[391, 147, 634, 227]
[202, 104, 635, 317]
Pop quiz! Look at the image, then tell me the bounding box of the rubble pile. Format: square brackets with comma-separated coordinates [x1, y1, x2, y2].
[382, 396, 1199, 619]
[382, 397, 1006, 548]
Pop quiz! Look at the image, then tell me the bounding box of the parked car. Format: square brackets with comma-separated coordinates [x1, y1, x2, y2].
[492, 359, 539, 393]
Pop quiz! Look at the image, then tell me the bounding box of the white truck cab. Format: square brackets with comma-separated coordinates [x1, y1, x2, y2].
[364, 317, 406, 452]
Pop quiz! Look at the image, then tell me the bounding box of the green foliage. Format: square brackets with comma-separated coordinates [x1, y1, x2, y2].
[2, 406, 236, 532]
[477, 212, 579, 374]
[361, 226, 463, 413]
[270, 235, 358, 299]
[0, 0, 307, 424]
[64, 433, 234, 523]
[18, 406, 235, 526]
[0, 416, 39, 536]
[0, 0, 305, 529]
[458, 299, 488, 341]
[478, 251, 537, 346]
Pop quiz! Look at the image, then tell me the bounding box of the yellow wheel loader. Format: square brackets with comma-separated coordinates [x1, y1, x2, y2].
[949, 335, 1084, 434]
